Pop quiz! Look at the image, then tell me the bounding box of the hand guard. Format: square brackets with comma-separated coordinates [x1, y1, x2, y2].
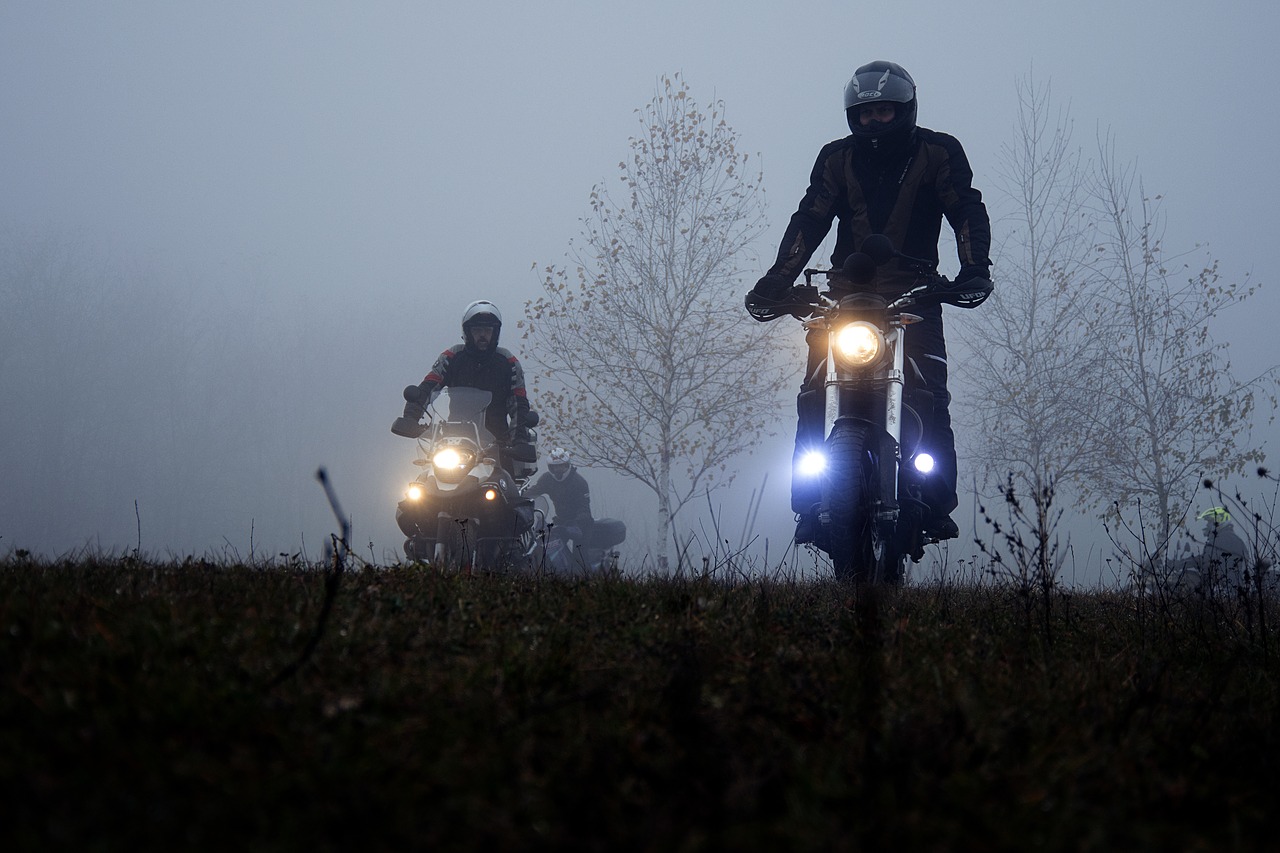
[745, 284, 815, 322]
[391, 417, 425, 438]
[392, 396, 427, 438]
[936, 276, 993, 309]
[745, 289, 785, 322]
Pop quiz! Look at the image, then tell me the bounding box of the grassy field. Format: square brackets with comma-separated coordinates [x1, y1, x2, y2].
[3, 552, 1279, 851]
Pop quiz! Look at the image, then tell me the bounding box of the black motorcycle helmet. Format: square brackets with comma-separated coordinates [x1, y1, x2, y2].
[461, 299, 502, 349]
[843, 61, 917, 155]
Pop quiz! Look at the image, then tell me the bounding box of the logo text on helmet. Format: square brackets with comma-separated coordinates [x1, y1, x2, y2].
[858, 91, 882, 100]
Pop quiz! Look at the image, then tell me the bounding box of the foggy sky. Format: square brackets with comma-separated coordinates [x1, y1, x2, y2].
[3, 1, 1277, 579]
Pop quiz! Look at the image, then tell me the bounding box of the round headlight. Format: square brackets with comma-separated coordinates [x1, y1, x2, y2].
[432, 447, 465, 470]
[834, 322, 884, 366]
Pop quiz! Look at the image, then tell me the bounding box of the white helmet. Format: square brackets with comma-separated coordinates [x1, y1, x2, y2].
[461, 300, 502, 347]
[462, 300, 502, 328]
[548, 447, 572, 481]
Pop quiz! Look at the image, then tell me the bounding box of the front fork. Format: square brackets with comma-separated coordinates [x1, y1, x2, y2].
[823, 324, 905, 521]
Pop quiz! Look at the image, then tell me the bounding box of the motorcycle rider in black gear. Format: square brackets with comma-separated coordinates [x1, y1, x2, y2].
[747, 61, 993, 544]
[524, 447, 595, 543]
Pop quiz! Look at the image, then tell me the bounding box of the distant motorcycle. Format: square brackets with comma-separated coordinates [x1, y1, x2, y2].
[524, 493, 627, 575]
[391, 386, 538, 569]
[748, 234, 992, 583]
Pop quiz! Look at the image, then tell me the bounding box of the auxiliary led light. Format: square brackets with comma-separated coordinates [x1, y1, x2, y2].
[913, 453, 936, 474]
[797, 451, 827, 477]
[405, 483, 425, 502]
[483, 488, 498, 502]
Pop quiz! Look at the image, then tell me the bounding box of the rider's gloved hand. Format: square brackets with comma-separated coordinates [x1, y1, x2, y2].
[402, 400, 425, 421]
[954, 264, 990, 284]
[745, 273, 794, 322]
[751, 273, 790, 300]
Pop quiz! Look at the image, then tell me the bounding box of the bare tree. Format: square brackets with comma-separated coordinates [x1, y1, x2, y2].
[521, 74, 790, 571]
[959, 76, 1277, 559]
[957, 76, 1110, 510]
[1085, 135, 1276, 546]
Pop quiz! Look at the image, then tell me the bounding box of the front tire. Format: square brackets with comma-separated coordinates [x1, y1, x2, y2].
[823, 421, 903, 584]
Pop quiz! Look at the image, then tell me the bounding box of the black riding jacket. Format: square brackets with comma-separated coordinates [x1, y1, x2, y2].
[764, 126, 991, 293]
[525, 467, 593, 530]
[420, 343, 530, 440]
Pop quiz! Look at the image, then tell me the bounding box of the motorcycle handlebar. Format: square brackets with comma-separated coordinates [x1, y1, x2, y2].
[748, 233, 992, 319]
[743, 275, 994, 319]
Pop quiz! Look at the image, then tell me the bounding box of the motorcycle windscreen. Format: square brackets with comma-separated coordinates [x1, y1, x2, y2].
[428, 386, 498, 447]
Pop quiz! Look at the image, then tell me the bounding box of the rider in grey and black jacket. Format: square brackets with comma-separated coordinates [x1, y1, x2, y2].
[398, 299, 533, 445]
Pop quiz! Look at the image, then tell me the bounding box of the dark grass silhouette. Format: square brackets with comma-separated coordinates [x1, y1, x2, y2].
[3, 546, 1279, 851]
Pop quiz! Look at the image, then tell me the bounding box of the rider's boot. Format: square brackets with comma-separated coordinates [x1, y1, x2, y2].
[795, 511, 820, 544]
[923, 514, 960, 541]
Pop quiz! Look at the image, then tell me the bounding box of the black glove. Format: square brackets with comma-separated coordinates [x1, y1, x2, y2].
[751, 273, 791, 300]
[745, 274, 798, 322]
[954, 264, 990, 284]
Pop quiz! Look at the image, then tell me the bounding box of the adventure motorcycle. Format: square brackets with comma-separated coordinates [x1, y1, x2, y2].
[748, 234, 992, 583]
[391, 386, 538, 569]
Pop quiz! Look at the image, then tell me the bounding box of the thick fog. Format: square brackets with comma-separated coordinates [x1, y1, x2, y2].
[3, 1, 1277, 578]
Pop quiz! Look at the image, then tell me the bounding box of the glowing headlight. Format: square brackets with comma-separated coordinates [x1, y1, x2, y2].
[913, 453, 935, 474]
[483, 488, 498, 502]
[432, 447, 469, 470]
[834, 322, 884, 366]
[405, 483, 425, 501]
[797, 450, 827, 477]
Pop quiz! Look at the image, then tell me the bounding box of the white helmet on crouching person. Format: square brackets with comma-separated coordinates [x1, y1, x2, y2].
[548, 447, 572, 481]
